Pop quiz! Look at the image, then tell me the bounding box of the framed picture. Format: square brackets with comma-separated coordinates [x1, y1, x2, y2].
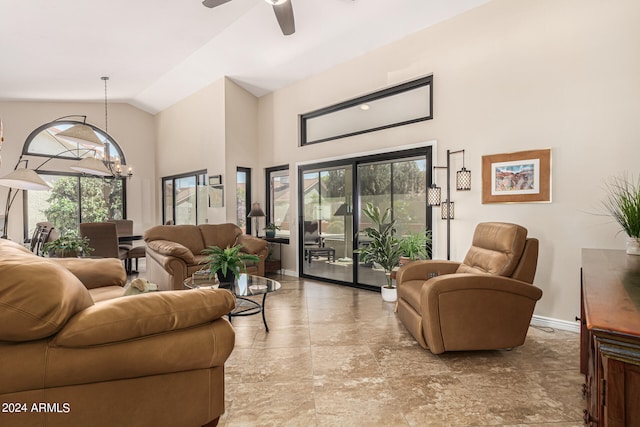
[482, 149, 551, 204]
[209, 175, 222, 186]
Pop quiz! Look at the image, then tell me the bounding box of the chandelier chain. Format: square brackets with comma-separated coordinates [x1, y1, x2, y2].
[102, 76, 109, 134]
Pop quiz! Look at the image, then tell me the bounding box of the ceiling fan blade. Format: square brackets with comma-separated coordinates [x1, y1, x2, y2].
[272, 0, 295, 36]
[202, 0, 232, 8]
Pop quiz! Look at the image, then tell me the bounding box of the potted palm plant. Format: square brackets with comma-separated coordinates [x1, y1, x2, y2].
[42, 232, 93, 258]
[356, 202, 403, 302]
[602, 174, 640, 255]
[399, 229, 432, 265]
[200, 244, 261, 283]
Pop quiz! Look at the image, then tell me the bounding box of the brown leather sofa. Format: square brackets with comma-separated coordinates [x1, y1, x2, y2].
[396, 222, 543, 354]
[0, 239, 235, 427]
[144, 223, 269, 291]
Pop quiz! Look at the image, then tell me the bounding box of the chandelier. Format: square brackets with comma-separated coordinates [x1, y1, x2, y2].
[69, 77, 132, 179]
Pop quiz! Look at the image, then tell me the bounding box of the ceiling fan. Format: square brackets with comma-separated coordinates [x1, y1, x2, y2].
[202, 0, 295, 36]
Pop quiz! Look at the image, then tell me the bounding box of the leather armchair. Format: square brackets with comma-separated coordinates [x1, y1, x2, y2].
[396, 222, 543, 354]
[0, 239, 235, 427]
[144, 223, 269, 291]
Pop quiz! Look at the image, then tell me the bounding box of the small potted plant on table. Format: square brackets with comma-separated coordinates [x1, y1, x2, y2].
[201, 244, 261, 284]
[263, 223, 281, 238]
[43, 232, 93, 258]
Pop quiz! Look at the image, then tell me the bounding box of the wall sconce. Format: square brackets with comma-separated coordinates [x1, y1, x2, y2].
[429, 149, 470, 259]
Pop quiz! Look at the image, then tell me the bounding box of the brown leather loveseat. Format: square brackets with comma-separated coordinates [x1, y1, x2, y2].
[396, 222, 543, 354]
[144, 223, 269, 291]
[0, 239, 235, 427]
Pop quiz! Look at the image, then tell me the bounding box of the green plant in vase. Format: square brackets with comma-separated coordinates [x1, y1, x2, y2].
[263, 223, 281, 238]
[356, 203, 403, 289]
[399, 229, 432, 264]
[201, 244, 261, 283]
[42, 232, 93, 258]
[602, 174, 640, 255]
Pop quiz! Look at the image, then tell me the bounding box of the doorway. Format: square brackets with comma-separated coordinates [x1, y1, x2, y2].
[298, 147, 432, 290]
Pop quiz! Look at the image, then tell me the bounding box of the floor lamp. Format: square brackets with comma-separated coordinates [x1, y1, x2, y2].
[427, 149, 471, 260]
[333, 203, 352, 262]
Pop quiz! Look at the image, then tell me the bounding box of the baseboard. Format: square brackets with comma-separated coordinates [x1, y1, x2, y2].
[531, 315, 580, 334]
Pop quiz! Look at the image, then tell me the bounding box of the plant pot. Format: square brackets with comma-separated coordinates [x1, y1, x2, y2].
[627, 237, 640, 256]
[217, 269, 238, 284]
[380, 286, 397, 302]
[265, 230, 276, 238]
[55, 249, 80, 258]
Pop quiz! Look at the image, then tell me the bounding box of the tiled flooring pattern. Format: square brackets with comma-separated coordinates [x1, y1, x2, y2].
[219, 275, 584, 427]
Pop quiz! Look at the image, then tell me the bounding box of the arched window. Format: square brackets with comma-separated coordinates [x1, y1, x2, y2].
[21, 118, 128, 239]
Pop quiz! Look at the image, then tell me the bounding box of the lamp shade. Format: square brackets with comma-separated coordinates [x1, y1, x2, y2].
[334, 203, 350, 216]
[69, 157, 113, 177]
[441, 201, 455, 220]
[456, 167, 471, 191]
[247, 202, 265, 217]
[0, 168, 51, 191]
[56, 124, 104, 148]
[427, 184, 442, 206]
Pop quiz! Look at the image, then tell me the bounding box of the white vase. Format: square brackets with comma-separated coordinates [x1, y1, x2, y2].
[381, 286, 397, 302]
[626, 237, 640, 256]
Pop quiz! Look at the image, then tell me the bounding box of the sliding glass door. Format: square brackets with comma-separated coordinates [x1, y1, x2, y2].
[357, 156, 427, 287]
[298, 147, 431, 290]
[300, 165, 354, 282]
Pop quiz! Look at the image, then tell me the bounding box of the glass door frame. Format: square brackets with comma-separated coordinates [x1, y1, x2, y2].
[297, 146, 433, 291]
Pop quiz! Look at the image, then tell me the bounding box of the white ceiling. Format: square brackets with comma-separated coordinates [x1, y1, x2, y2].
[0, 0, 488, 114]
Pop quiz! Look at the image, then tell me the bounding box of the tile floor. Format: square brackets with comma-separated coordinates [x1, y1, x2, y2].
[218, 274, 584, 427]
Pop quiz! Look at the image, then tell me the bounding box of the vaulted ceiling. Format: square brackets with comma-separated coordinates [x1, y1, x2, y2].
[0, 0, 488, 114]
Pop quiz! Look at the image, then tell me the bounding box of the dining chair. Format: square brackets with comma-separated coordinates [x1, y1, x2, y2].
[109, 219, 146, 273]
[79, 222, 128, 264]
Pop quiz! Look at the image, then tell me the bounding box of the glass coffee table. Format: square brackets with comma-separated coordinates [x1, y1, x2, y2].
[184, 273, 281, 332]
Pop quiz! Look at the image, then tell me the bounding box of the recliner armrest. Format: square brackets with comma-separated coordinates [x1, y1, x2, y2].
[53, 289, 236, 347]
[420, 274, 543, 354]
[396, 260, 461, 284]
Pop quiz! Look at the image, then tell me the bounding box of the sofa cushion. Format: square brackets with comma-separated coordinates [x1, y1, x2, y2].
[0, 240, 94, 342]
[456, 222, 527, 277]
[53, 289, 236, 347]
[198, 224, 241, 250]
[144, 225, 205, 255]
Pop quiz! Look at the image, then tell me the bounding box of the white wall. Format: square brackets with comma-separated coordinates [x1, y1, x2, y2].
[0, 101, 156, 237]
[256, 0, 640, 322]
[155, 80, 226, 224]
[224, 78, 260, 227]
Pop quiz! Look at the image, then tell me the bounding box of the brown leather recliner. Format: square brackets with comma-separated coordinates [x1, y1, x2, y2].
[0, 239, 235, 427]
[396, 222, 543, 354]
[144, 223, 269, 291]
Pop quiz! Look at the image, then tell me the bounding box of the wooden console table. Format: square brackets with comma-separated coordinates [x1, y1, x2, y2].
[580, 249, 640, 426]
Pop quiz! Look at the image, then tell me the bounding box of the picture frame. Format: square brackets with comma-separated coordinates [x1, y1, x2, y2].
[482, 149, 551, 204]
[209, 175, 222, 186]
